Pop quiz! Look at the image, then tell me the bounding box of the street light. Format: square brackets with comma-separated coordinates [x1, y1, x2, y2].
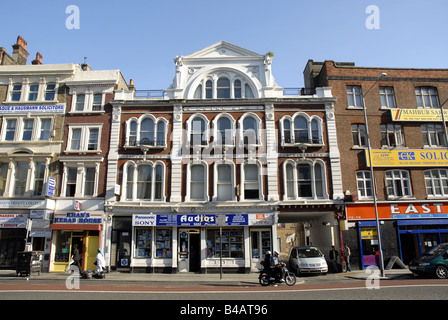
[361, 72, 387, 278]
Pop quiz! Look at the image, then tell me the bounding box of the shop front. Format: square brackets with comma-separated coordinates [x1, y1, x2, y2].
[127, 213, 276, 273]
[0, 213, 28, 268]
[49, 211, 103, 272]
[346, 201, 448, 269]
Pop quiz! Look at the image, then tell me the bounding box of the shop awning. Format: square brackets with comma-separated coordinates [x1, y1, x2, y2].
[50, 224, 102, 231]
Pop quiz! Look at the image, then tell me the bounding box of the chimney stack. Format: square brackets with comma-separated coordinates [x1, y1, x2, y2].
[32, 52, 43, 65]
[12, 35, 29, 65]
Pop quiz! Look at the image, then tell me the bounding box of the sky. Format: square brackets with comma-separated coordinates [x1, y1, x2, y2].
[1, 0, 447, 90]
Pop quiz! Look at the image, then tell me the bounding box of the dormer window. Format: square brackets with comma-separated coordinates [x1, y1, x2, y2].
[217, 77, 230, 98]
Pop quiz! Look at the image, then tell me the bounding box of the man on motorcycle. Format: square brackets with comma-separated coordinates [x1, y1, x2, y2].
[263, 250, 284, 282]
[272, 251, 285, 282]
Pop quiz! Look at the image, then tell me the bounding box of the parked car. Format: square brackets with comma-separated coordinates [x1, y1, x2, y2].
[409, 243, 448, 279]
[289, 246, 328, 275]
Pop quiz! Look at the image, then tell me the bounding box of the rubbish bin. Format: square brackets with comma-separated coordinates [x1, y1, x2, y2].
[16, 251, 43, 277]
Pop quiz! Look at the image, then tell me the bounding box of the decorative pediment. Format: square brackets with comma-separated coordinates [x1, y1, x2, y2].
[185, 41, 263, 59]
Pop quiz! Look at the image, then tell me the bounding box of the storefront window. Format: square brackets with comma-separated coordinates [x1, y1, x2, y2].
[206, 228, 244, 259]
[155, 229, 172, 258]
[54, 231, 71, 263]
[135, 228, 151, 258]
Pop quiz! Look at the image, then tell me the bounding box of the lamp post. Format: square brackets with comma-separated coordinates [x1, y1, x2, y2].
[361, 72, 387, 278]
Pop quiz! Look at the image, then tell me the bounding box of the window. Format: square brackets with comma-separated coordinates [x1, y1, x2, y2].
[11, 84, 22, 101]
[39, 119, 52, 141]
[92, 94, 102, 111]
[379, 87, 396, 108]
[217, 77, 231, 99]
[65, 167, 77, 197]
[205, 80, 213, 99]
[234, 80, 242, 98]
[189, 115, 208, 146]
[155, 229, 172, 258]
[5, 119, 17, 141]
[216, 163, 233, 201]
[347, 86, 364, 108]
[125, 116, 167, 148]
[140, 118, 154, 145]
[352, 124, 367, 147]
[284, 161, 327, 200]
[14, 162, 28, 196]
[415, 87, 439, 108]
[84, 167, 96, 196]
[356, 171, 373, 199]
[123, 162, 165, 201]
[0, 163, 8, 196]
[385, 170, 412, 198]
[22, 119, 34, 141]
[243, 163, 261, 200]
[380, 124, 404, 147]
[189, 163, 207, 201]
[28, 84, 39, 101]
[215, 115, 234, 146]
[425, 169, 448, 197]
[33, 162, 46, 196]
[206, 228, 244, 258]
[242, 116, 259, 145]
[45, 83, 56, 101]
[70, 128, 82, 150]
[2, 117, 52, 142]
[135, 228, 151, 258]
[75, 94, 85, 111]
[281, 114, 323, 146]
[422, 124, 447, 147]
[67, 125, 102, 152]
[63, 163, 100, 197]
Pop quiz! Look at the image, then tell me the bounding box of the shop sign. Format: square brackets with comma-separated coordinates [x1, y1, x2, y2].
[391, 108, 448, 122]
[366, 149, 448, 167]
[0, 104, 65, 114]
[132, 213, 275, 226]
[53, 212, 102, 224]
[361, 228, 378, 240]
[133, 214, 156, 226]
[0, 214, 29, 228]
[0, 200, 44, 209]
[347, 202, 448, 220]
[46, 177, 56, 197]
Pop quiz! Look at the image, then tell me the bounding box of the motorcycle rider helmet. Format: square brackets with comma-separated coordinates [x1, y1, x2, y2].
[266, 250, 272, 255]
[274, 250, 279, 257]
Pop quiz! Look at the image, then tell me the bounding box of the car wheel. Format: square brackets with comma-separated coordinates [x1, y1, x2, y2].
[435, 265, 448, 279]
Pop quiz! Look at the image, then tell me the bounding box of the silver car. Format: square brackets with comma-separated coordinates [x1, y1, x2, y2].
[289, 246, 328, 275]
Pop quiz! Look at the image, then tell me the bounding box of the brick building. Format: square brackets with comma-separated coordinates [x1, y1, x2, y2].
[104, 42, 344, 273]
[305, 60, 448, 270]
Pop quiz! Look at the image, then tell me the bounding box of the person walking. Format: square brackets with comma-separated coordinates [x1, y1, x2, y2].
[344, 244, 352, 272]
[71, 244, 82, 274]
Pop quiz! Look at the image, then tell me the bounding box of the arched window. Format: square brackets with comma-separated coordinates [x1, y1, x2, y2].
[217, 117, 232, 145]
[217, 77, 231, 98]
[129, 120, 137, 146]
[137, 165, 152, 200]
[243, 163, 261, 200]
[245, 84, 254, 98]
[126, 165, 135, 200]
[215, 163, 234, 201]
[194, 84, 202, 99]
[205, 80, 213, 99]
[190, 116, 207, 146]
[156, 121, 165, 146]
[234, 80, 242, 98]
[294, 117, 308, 143]
[243, 116, 259, 145]
[140, 118, 155, 145]
[283, 119, 291, 144]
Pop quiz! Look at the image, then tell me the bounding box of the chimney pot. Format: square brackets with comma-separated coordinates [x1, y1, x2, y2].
[32, 52, 43, 65]
[12, 35, 29, 65]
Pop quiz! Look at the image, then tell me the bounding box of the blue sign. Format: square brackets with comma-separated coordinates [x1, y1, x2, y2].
[398, 152, 415, 160]
[155, 214, 249, 226]
[46, 177, 56, 197]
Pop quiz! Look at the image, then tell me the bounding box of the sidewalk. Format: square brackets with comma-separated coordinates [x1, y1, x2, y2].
[0, 268, 413, 284]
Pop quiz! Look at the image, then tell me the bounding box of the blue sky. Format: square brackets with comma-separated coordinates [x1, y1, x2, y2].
[1, 0, 447, 90]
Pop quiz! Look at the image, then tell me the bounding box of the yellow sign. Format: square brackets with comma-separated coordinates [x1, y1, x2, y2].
[361, 228, 378, 240]
[366, 149, 448, 167]
[391, 108, 448, 122]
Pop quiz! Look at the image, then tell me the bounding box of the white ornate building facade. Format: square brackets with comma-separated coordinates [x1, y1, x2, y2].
[104, 42, 344, 273]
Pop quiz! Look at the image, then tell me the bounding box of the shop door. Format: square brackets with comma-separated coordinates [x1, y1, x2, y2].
[83, 231, 99, 272]
[118, 231, 131, 269]
[178, 229, 200, 272]
[250, 230, 271, 271]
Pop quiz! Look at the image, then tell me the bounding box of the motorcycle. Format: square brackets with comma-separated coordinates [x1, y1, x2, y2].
[259, 263, 297, 286]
